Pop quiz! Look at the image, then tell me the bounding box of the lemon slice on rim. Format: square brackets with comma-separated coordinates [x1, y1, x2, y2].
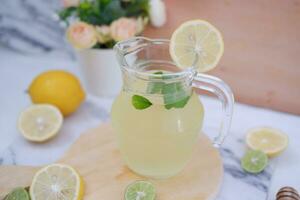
[18, 104, 63, 142]
[246, 127, 289, 157]
[170, 20, 224, 72]
[30, 164, 84, 200]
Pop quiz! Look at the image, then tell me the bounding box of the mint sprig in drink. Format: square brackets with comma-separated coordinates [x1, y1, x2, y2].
[111, 69, 204, 178]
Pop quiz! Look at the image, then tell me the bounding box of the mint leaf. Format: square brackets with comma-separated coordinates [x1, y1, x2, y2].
[147, 71, 164, 94]
[163, 82, 190, 109]
[132, 95, 152, 110]
[165, 95, 190, 109]
[146, 71, 191, 110]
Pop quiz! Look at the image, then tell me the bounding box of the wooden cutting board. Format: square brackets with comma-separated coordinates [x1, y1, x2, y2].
[0, 124, 223, 200]
[144, 0, 300, 115]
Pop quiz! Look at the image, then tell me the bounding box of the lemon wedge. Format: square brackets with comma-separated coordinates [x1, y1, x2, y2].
[18, 104, 63, 142]
[30, 164, 84, 200]
[246, 127, 289, 157]
[170, 20, 224, 72]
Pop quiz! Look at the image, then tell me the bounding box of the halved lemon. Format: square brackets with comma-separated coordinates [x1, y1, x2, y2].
[246, 127, 289, 157]
[18, 104, 63, 142]
[30, 164, 84, 200]
[170, 20, 224, 72]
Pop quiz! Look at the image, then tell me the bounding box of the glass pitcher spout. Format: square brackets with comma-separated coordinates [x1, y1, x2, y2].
[113, 36, 189, 79]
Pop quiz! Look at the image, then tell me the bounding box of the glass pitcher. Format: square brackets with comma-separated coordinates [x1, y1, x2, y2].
[111, 37, 234, 179]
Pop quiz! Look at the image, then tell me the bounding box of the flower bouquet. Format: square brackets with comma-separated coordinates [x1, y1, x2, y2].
[60, 0, 154, 49]
[57, 0, 166, 96]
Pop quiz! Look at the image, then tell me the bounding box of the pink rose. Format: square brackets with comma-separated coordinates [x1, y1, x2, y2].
[110, 18, 138, 41]
[62, 0, 80, 7]
[66, 21, 97, 49]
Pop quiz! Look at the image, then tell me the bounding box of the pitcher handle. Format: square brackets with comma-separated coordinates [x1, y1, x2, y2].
[192, 73, 234, 148]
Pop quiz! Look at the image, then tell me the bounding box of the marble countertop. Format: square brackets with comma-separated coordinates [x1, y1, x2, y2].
[0, 0, 300, 199]
[0, 48, 299, 200]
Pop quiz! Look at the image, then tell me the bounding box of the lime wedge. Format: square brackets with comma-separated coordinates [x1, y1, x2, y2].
[5, 188, 30, 200]
[241, 150, 268, 174]
[125, 181, 156, 200]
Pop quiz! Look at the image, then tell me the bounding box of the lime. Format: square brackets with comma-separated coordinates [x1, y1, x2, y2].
[170, 20, 224, 72]
[125, 181, 156, 200]
[241, 150, 268, 174]
[5, 188, 30, 200]
[246, 127, 288, 157]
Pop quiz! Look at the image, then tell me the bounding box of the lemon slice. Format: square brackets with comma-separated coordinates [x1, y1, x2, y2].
[30, 164, 84, 200]
[246, 127, 289, 157]
[170, 20, 224, 72]
[18, 104, 63, 142]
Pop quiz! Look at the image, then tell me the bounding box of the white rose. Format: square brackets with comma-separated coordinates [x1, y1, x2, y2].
[95, 25, 112, 43]
[149, 0, 167, 27]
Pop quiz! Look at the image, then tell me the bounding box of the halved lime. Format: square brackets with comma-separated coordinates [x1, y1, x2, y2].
[125, 181, 156, 200]
[5, 187, 30, 200]
[241, 150, 268, 174]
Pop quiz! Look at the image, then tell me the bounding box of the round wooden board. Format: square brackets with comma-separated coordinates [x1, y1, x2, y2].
[0, 123, 223, 200]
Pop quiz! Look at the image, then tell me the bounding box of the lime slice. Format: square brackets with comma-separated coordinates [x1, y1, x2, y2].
[170, 20, 224, 72]
[5, 188, 30, 200]
[246, 127, 289, 157]
[241, 150, 268, 174]
[18, 104, 63, 142]
[125, 181, 156, 200]
[30, 164, 84, 200]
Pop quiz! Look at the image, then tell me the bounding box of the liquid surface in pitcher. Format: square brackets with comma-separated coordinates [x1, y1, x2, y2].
[111, 69, 204, 179]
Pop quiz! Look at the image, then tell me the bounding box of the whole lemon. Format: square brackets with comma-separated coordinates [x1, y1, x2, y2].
[29, 70, 85, 116]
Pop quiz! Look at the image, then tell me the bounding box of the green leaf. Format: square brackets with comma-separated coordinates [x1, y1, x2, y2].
[162, 82, 190, 109]
[164, 95, 190, 109]
[92, 40, 116, 49]
[58, 7, 76, 21]
[124, 0, 150, 17]
[100, 0, 126, 24]
[146, 71, 191, 109]
[132, 95, 152, 110]
[147, 71, 164, 94]
[58, 0, 150, 27]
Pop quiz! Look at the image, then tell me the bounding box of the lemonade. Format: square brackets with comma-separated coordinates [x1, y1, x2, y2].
[112, 27, 234, 178]
[111, 77, 204, 178]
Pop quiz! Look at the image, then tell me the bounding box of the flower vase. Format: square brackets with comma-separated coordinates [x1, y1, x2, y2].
[77, 49, 122, 97]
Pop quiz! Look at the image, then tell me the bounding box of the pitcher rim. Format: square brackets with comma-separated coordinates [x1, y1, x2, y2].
[114, 36, 196, 81]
